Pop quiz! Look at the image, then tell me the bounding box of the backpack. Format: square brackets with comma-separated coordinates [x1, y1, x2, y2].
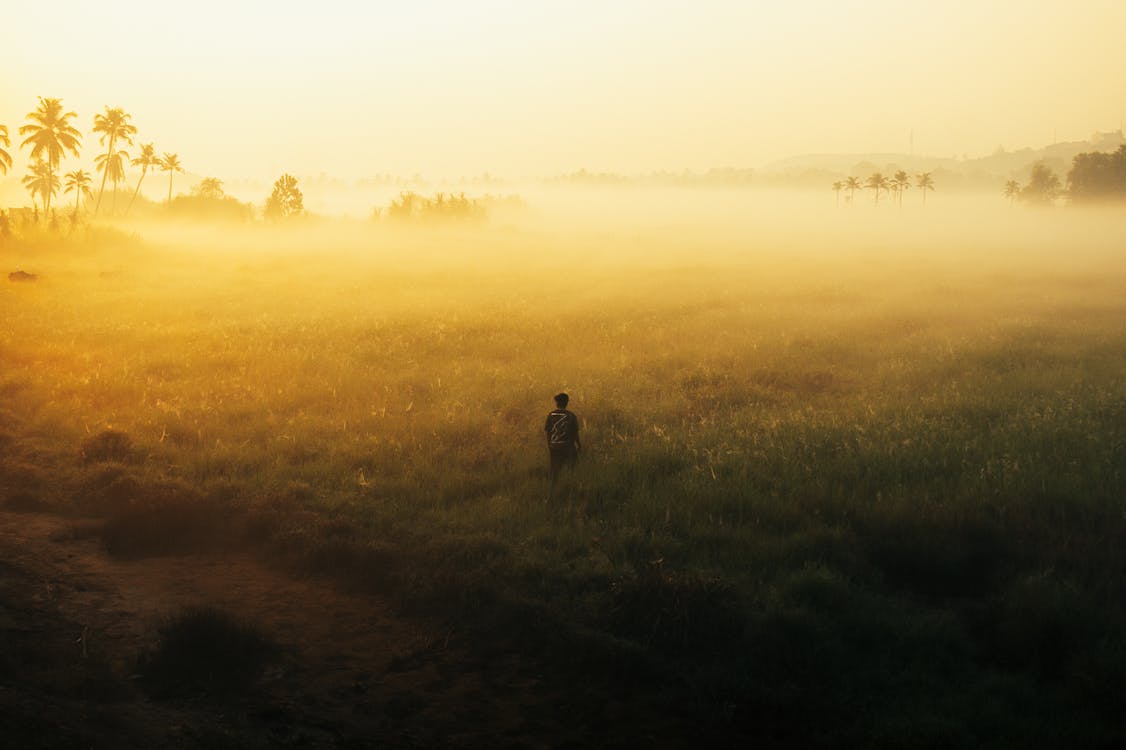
[548, 410, 575, 446]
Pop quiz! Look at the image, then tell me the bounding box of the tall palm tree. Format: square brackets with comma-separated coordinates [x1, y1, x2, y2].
[0, 124, 11, 175]
[126, 142, 158, 216]
[95, 150, 130, 215]
[832, 180, 843, 207]
[915, 172, 935, 206]
[64, 169, 94, 215]
[18, 97, 82, 215]
[845, 176, 862, 206]
[159, 153, 183, 205]
[91, 107, 137, 216]
[865, 173, 890, 205]
[1003, 180, 1021, 206]
[893, 170, 911, 207]
[22, 159, 59, 214]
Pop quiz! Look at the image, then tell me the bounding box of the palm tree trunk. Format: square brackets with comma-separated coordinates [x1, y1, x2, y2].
[167, 172, 173, 205]
[94, 135, 115, 216]
[126, 168, 147, 216]
[44, 165, 53, 216]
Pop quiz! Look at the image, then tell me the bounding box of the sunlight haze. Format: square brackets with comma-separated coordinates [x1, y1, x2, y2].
[3, 0, 1125, 181]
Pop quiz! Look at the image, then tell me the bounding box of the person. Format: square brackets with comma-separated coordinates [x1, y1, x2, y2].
[545, 392, 580, 481]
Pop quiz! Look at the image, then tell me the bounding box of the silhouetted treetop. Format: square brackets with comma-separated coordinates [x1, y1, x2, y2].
[1020, 162, 1061, 205]
[265, 174, 304, 221]
[1067, 145, 1126, 201]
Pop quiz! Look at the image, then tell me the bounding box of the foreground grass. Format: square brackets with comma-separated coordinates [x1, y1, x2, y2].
[3, 211, 1126, 746]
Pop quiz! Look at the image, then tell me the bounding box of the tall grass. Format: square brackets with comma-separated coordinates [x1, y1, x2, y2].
[3, 207, 1126, 745]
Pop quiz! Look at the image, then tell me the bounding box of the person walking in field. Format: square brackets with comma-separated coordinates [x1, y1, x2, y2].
[545, 392, 581, 482]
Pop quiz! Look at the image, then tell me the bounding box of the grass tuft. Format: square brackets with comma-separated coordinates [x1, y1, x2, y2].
[80, 429, 136, 464]
[139, 605, 278, 700]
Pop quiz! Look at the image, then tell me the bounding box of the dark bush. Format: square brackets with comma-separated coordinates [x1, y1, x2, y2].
[80, 430, 135, 464]
[139, 605, 278, 700]
[863, 512, 1007, 598]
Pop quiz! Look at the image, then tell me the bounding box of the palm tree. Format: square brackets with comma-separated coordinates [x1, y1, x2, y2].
[832, 180, 843, 208]
[893, 170, 911, 207]
[64, 169, 94, 215]
[95, 149, 130, 216]
[18, 97, 82, 215]
[1003, 180, 1021, 206]
[22, 159, 60, 214]
[865, 173, 890, 205]
[0, 124, 11, 174]
[158, 153, 183, 205]
[126, 142, 158, 216]
[915, 172, 935, 205]
[91, 107, 137, 216]
[845, 176, 862, 206]
[195, 177, 224, 199]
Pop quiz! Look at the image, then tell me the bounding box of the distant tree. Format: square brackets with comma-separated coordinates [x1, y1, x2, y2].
[158, 153, 183, 205]
[1067, 145, 1126, 201]
[168, 185, 252, 222]
[1020, 162, 1061, 205]
[387, 191, 420, 220]
[126, 142, 158, 216]
[19, 97, 82, 216]
[1003, 180, 1021, 206]
[193, 177, 224, 200]
[832, 180, 843, 207]
[844, 176, 862, 206]
[892, 170, 911, 207]
[64, 169, 93, 215]
[865, 173, 890, 205]
[915, 172, 935, 205]
[91, 107, 137, 216]
[95, 148, 130, 216]
[22, 158, 59, 214]
[264, 173, 304, 220]
[0, 124, 10, 174]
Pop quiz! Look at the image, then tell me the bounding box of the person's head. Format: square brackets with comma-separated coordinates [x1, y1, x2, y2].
[554, 392, 569, 408]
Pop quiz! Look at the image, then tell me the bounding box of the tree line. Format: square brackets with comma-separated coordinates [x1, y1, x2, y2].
[0, 97, 184, 219]
[0, 97, 302, 224]
[831, 170, 935, 207]
[1005, 145, 1126, 205]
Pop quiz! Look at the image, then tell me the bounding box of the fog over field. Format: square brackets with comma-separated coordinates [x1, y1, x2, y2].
[3, 1, 1126, 747]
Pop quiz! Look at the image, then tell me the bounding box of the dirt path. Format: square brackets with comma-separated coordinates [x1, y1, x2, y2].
[0, 509, 572, 749]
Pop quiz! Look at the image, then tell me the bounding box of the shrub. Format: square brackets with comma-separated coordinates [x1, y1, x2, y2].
[862, 511, 1007, 598]
[139, 605, 278, 700]
[80, 430, 135, 464]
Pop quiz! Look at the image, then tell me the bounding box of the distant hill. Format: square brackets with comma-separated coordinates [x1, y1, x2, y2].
[757, 130, 1126, 191]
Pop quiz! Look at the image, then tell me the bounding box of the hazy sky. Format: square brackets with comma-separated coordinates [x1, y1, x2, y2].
[2, 0, 1125, 180]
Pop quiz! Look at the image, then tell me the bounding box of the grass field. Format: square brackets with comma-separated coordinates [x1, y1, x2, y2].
[3, 193, 1126, 746]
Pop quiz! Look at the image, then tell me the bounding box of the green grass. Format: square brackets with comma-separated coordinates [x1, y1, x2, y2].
[3, 214, 1126, 746]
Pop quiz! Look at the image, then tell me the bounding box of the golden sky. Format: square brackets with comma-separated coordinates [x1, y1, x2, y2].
[2, 1, 1125, 180]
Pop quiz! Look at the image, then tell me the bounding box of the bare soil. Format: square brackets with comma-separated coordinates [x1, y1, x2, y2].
[0, 509, 653, 749]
